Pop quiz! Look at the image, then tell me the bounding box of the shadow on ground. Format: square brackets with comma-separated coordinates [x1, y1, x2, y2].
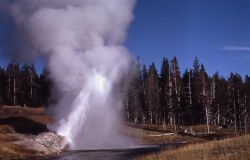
[0, 116, 48, 135]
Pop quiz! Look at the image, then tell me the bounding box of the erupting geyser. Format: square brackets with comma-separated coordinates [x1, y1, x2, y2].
[57, 71, 113, 148]
[0, 0, 136, 149]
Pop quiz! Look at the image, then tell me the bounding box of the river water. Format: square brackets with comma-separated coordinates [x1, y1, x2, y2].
[45, 143, 185, 160]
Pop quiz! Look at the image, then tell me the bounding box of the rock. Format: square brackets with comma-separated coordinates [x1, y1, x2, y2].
[12, 132, 69, 157]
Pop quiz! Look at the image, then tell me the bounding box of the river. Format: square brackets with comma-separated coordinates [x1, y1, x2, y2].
[45, 143, 186, 160]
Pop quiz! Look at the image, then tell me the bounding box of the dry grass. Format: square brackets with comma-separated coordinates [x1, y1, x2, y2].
[0, 105, 50, 124]
[137, 134, 250, 160]
[0, 142, 39, 160]
[0, 106, 44, 118]
[0, 132, 46, 160]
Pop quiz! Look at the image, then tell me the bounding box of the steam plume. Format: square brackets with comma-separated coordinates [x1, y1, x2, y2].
[0, 0, 136, 149]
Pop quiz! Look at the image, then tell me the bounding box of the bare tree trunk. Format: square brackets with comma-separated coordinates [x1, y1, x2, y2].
[201, 71, 210, 134]
[30, 73, 33, 97]
[173, 63, 180, 126]
[155, 113, 158, 125]
[234, 100, 237, 134]
[188, 71, 192, 105]
[239, 115, 242, 134]
[168, 67, 173, 126]
[244, 115, 247, 134]
[217, 107, 220, 125]
[150, 111, 153, 124]
[206, 106, 210, 133]
[134, 112, 138, 124]
[13, 76, 16, 106]
[244, 92, 247, 134]
[126, 101, 129, 120]
[162, 117, 166, 130]
[174, 116, 177, 133]
[8, 77, 10, 97]
[142, 114, 146, 124]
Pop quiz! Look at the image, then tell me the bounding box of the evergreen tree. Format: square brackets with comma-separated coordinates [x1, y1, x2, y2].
[191, 57, 203, 124]
[181, 69, 193, 125]
[121, 58, 145, 123]
[147, 63, 160, 124]
[6, 62, 20, 106]
[244, 75, 250, 133]
[142, 65, 148, 123]
[159, 57, 170, 127]
[120, 64, 131, 121]
[171, 57, 181, 128]
[0, 67, 7, 105]
[228, 73, 243, 133]
[200, 64, 212, 133]
[130, 57, 144, 123]
[211, 72, 228, 126]
[19, 64, 39, 107]
[0, 56, 249, 133]
[39, 68, 51, 107]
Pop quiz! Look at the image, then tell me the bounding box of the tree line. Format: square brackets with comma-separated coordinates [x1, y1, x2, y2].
[0, 62, 51, 107]
[0, 58, 249, 134]
[123, 57, 250, 134]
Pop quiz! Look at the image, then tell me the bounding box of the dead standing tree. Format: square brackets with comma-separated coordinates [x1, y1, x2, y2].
[7, 62, 19, 106]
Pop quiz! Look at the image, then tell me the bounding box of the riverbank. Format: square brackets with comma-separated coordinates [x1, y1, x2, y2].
[136, 134, 250, 160]
[124, 122, 237, 145]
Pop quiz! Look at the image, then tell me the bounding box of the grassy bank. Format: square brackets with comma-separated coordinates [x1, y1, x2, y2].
[137, 134, 250, 160]
[0, 105, 50, 159]
[125, 123, 237, 145]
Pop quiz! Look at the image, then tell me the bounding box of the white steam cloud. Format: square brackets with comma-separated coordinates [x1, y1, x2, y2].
[0, 0, 136, 149]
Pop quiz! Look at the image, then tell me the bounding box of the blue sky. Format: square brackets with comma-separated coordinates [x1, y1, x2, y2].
[126, 0, 250, 77]
[0, 0, 250, 77]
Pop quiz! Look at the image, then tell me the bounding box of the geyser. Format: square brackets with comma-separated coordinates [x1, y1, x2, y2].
[57, 71, 112, 147]
[0, 0, 136, 149]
